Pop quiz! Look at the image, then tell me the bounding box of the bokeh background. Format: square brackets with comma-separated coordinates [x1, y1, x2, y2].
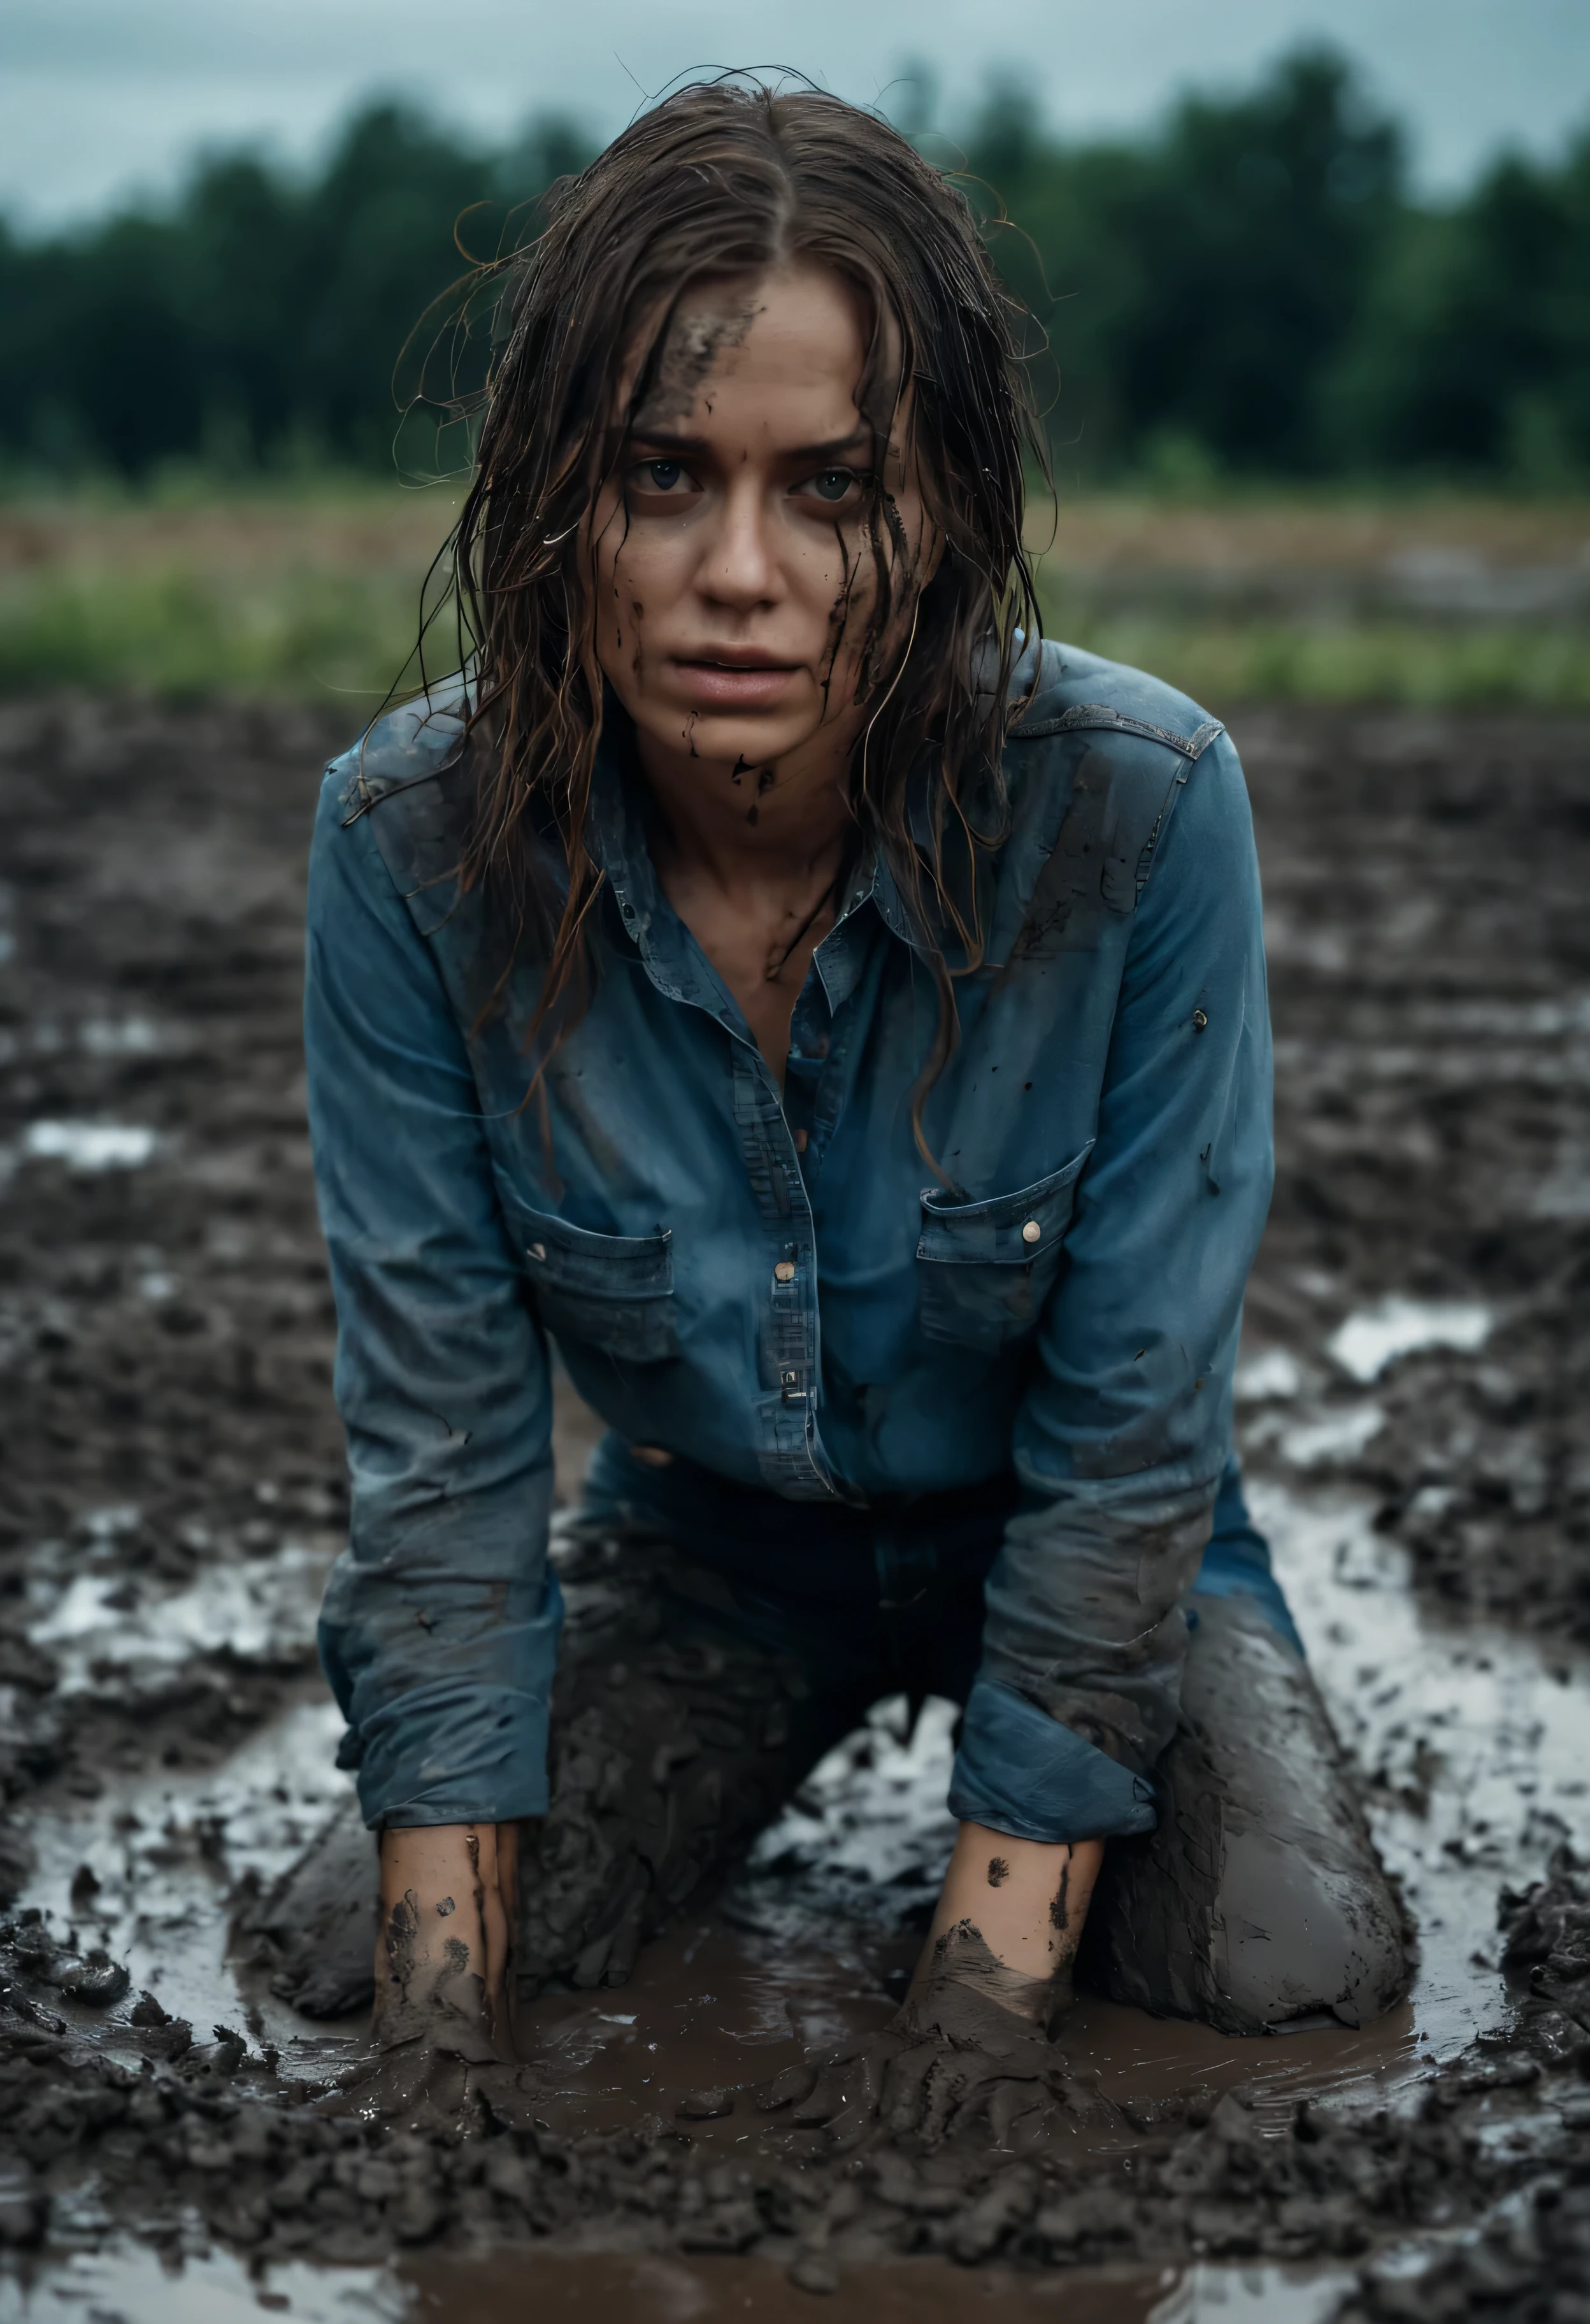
[0, 2, 1586, 712]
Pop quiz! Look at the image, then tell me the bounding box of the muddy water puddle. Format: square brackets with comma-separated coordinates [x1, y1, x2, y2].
[0, 2237, 1356, 2321]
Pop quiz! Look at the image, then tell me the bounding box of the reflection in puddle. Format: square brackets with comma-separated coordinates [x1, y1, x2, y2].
[0, 2236, 1357, 2322]
[1256, 1478, 1590, 2058]
[19, 1120, 157, 1170]
[1270, 1404, 1386, 1467]
[27, 1542, 332, 1693]
[1326, 1297, 1493, 1384]
[20, 1693, 357, 2062]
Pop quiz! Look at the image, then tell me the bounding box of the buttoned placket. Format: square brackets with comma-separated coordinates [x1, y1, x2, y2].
[588, 747, 882, 1502]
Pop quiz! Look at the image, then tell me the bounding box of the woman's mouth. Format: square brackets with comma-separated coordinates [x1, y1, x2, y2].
[671, 654, 802, 710]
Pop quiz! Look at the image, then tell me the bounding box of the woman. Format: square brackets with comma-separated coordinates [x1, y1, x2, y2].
[303, 81, 1405, 2105]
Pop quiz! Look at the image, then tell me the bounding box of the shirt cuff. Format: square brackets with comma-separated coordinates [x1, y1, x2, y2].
[326, 1561, 564, 1830]
[948, 1675, 1158, 1843]
[348, 1672, 555, 1829]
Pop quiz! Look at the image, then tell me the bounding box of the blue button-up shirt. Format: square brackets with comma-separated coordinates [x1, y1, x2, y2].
[304, 639, 1273, 1840]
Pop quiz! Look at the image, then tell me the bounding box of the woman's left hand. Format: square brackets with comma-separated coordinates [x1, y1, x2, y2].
[908, 1823, 1104, 2035]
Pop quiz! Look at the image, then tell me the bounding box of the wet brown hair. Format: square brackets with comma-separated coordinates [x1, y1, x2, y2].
[429, 79, 1046, 1152]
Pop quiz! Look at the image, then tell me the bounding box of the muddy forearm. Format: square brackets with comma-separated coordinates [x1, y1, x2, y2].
[374, 1822, 519, 2053]
[910, 1823, 1104, 2036]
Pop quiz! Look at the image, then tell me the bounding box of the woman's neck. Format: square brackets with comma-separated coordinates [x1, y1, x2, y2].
[631, 727, 858, 1084]
[634, 728, 855, 902]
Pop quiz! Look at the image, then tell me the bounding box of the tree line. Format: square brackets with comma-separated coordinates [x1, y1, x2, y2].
[1, 50, 1586, 485]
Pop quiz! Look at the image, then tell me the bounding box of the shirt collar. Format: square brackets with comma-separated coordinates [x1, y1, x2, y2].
[585, 707, 930, 1014]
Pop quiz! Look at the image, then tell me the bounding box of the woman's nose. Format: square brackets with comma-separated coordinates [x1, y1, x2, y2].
[699, 478, 781, 609]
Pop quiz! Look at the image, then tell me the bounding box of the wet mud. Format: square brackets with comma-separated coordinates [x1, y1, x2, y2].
[0, 696, 1586, 2319]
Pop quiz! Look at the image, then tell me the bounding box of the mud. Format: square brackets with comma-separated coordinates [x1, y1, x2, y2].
[0, 696, 1586, 2318]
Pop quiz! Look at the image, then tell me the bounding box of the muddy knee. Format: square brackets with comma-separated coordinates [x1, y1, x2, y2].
[515, 1530, 819, 1998]
[1087, 1594, 1408, 2034]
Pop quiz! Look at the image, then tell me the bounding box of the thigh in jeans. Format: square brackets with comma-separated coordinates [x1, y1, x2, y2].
[517, 1527, 866, 2001]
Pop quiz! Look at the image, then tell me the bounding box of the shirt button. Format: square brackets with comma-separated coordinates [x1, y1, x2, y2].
[774, 1261, 796, 1284]
[1021, 1219, 1042, 1245]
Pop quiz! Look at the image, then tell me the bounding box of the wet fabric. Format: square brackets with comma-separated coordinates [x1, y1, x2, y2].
[304, 639, 1273, 1836]
[250, 1491, 1403, 2044]
[580, 1435, 1294, 1849]
[1084, 1591, 1408, 2032]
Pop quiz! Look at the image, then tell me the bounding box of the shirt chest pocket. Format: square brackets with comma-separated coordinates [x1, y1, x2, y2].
[916, 1145, 1093, 1354]
[512, 1203, 678, 1365]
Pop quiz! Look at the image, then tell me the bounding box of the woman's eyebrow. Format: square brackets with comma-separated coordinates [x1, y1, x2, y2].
[625, 425, 873, 462]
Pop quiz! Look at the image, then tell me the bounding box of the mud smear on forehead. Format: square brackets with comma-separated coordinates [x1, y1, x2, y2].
[0, 699, 1585, 2318]
[634, 283, 765, 434]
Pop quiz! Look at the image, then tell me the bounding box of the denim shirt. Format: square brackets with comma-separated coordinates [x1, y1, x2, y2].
[304, 638, 1273, 1840]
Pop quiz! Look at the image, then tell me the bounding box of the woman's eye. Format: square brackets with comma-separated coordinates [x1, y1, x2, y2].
[636, 459, 687, 492]
[806, 469, 857, 503]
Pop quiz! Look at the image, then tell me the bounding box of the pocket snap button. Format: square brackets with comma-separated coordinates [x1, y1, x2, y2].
[1021, 1219, 1042, 1245]
[527, 1242, 547, 1261]
[774, 1261, 796, 1283]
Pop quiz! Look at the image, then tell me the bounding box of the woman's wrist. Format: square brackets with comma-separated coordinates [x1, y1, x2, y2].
[373, 1821, 519, 2053]
[910, 1821, 1104, 2035]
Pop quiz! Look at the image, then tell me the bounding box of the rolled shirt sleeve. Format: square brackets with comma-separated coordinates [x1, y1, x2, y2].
[951, 729, 1274, 1842]
[304, 767, 561, 1830]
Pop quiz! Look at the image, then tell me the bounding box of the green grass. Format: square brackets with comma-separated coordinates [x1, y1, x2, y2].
[1, 477, 1586, 710]
[1036, 601, 1590, 712]
[0, 564, 425, 701]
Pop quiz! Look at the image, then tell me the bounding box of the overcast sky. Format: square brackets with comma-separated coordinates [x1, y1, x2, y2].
[4, 0, 1587, 231]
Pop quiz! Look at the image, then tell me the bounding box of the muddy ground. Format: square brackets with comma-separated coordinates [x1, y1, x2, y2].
[0, 696, 1586, 2321]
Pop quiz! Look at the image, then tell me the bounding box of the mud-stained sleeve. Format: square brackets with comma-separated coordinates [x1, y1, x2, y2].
[951, 729, 1273, 1845]
[303, 767, 561, 1831]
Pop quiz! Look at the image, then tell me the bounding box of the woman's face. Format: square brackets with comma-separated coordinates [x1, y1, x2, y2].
[588, 260, 934, 790]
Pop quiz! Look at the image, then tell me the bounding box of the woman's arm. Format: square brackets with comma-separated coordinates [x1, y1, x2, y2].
[374, 1824, 519, 2051]
[912, 1828, 1103, 2034]
[931, 724, 1273, 2022]
[304, 759, 559, 2044]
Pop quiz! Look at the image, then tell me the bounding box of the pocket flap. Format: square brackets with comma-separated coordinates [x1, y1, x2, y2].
[510, 1202, 673, 1299]
[917, 1145, 1093, 1266]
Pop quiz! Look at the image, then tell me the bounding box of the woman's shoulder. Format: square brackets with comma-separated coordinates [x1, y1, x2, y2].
[1005, 635, 1226, 765]
[315, 677, 483, 910]
[324, 675, 474, 821]
[981, 638, 1251, 958]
